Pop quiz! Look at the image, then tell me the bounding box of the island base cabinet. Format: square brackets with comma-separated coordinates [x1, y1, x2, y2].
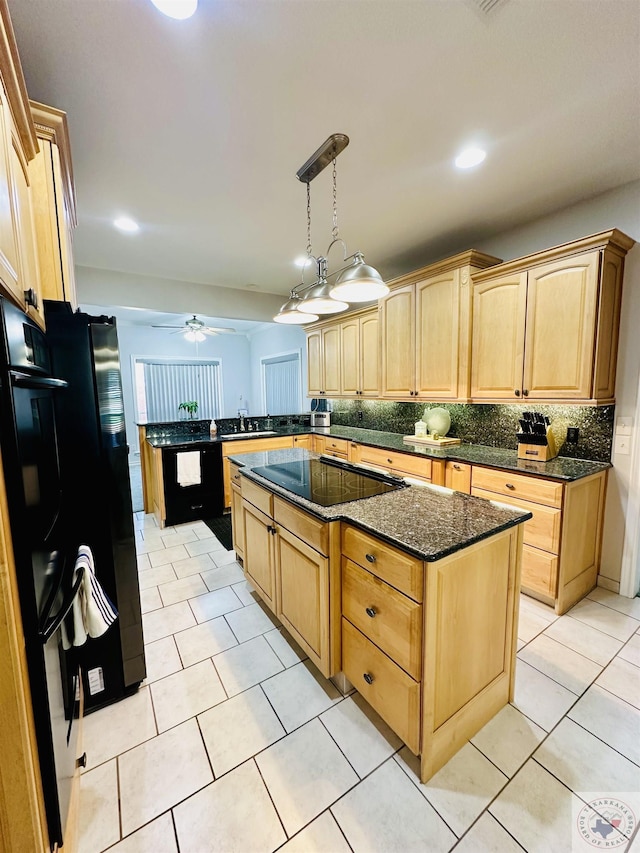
[419, 527, 522, 782]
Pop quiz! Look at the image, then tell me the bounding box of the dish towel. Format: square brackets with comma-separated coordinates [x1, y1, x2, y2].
[176, 450, 201, 486]
[62, 545, 118, 649]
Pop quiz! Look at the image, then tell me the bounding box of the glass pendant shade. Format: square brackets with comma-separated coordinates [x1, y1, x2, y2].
[330, 253, 389, 302]
[301, 280, 349, 314]
[274, 293, 319, 324]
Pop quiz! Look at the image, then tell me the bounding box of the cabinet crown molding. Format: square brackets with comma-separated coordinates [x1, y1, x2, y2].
[471, 229, 635, 282]
[30, 100, 77, 227]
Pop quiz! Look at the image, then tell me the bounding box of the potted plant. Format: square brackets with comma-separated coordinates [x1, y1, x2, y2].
[178, 400, 199, 419]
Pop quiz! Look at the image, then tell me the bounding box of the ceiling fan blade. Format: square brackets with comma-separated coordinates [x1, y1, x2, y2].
[151, 324, 184, 329]
[204, 327, 236, 334]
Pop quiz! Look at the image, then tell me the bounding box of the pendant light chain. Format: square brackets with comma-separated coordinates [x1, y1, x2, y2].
[332, 154, 339, 241]
[306, 180, 313, 260]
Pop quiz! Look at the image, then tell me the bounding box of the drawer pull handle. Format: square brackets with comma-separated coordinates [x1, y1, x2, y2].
[365, 553, 376, 563]
[387, 458, 393, 464]
[233, 475, 240, 480]
[514, 389, 521, 397]
[523, 389, 529, 397]
[365, 606, 377, 618]
[191, 504, 204, 510]
[505, 483, 515, 490]
[77, 752, 87, 769]
[363, 672, 374, 685]
[453, 464, 461, 471]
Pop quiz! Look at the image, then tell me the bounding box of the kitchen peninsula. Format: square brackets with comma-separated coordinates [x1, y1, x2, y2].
[230, 447, 531, 783]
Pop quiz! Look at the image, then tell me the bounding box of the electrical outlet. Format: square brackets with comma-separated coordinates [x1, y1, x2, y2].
[566, 427, 579, 443]
[358, 410, 364, 421]
[614, 434, 631, 456]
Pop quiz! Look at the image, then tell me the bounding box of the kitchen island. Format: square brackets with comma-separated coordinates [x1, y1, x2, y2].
[230, 448, 531, 783]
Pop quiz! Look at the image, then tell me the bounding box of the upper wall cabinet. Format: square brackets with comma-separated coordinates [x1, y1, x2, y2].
[29, 101, 77, 310]
[0, 10, 38, 318]
[470, 230, 635, 404]
[380, 251, 501, 401]
[340, 308, 379, 397]
[307, 324, 341, 397]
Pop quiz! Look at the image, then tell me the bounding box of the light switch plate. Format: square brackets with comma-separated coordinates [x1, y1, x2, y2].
[616, 416, 633, 436]
[614, 434, 631, 455]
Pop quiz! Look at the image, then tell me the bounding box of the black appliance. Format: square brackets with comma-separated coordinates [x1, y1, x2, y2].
[162, 443, 224, 525]
[0, 296, 81, 849]
[44, 301, 145, 714]
[252, 456, 407, 506]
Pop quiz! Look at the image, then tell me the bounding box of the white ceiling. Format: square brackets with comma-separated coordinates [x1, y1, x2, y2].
[8, 0, 640, 325]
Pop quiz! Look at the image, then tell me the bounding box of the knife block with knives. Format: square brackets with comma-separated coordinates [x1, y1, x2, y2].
[517, 412, 558, 461]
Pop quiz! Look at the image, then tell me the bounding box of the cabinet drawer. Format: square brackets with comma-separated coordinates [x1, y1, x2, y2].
[471, 488, 561, 553]
[322, 436, 349, 455]
[355, 444, 432, 480]
[342, 525, 423, 603]
[471, 467, 563, 508]
[221, 436, 293, 457]
[342, 559, 422, 680]
[274, 497, 328, 556]
[521, 545, 558, 598]
[229, 461, 243, 491]
[342, 619, 420, 754]
[242, 478, 274, 517]
[445, 461, 471, 494]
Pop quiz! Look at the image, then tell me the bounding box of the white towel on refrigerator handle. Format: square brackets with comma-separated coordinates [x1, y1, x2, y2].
[62, 544, 118, 649]
[176, 450, 201, 486]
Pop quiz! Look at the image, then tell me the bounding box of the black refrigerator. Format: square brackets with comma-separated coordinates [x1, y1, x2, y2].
[44, 300, 145, 713]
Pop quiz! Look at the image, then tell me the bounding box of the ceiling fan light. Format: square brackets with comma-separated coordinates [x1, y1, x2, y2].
[184, 329, 206, 342]
[301, 280, 349, 314]
[273, 294, 319, 325]
[331, 253, 389, 302]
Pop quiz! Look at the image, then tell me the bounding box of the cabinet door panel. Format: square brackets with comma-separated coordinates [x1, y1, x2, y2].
[360, 311, 379, 396]
[471, 273, 527, 399]
[307, 330, 322, 396]
[322, 326, 341, 396]
[444, 462, 471, 494]
[380, 285, 415, 397]
[0, 91, 20, 303]
[340, 317, 360, 395]
[276, 526, 329, 675]
[10, 136, 41, 322]
[523, 253, 599, 399]
[416, 272, 459, 398]
[242, 501, 276, 609]
[230, 485, 244, 559]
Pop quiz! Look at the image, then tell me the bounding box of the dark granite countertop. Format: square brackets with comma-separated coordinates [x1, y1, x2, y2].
[230, 448, 531, 562]
[144, 423, 609, 481]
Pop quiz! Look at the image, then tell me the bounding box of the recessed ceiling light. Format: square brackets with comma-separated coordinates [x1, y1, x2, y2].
[114, 216, 140, 233]
[150, 0, 198, 20]
[455, 147, 487, 169]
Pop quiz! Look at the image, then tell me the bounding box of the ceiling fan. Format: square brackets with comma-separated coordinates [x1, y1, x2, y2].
[151, 315, 237, 340]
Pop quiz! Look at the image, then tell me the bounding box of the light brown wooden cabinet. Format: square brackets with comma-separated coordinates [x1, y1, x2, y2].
[471, 231, 634, 404]
[8, 122, 41, 324]
[470, 465, 607, 613]
[229, 461, 244, 560]
[341, 521, 523, 782]
[221, 434, 294, 508]
[444, 460, 471, 493]
[241, 479, 339, 677]
[306, 324, 340, 397]
[340, 309, 379, 397]
[379, 251, 501, 401]
[29, 101, 77, 310]
[350, 442, 432, 484]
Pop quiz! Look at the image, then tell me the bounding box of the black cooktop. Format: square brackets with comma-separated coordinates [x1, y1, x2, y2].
[251, 457, 406, 507]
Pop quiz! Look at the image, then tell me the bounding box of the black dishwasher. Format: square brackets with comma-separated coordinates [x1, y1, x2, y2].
[162, 444, 224, 525]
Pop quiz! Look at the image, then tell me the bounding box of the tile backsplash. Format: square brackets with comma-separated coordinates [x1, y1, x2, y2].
[328, 400, 614, 463]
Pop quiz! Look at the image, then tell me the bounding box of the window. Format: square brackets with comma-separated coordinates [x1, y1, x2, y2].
[134, 358, 223, 422]
[262, 351, 301, 415]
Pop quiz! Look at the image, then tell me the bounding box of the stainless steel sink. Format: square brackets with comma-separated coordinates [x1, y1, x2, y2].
[220, 431, 278, 440]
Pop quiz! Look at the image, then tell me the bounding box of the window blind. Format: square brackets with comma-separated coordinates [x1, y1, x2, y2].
[263, 353, 301, 415]
[141, 360, 222, 421]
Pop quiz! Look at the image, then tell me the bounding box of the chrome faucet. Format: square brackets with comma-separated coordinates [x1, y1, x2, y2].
[239, 414, 245, 432]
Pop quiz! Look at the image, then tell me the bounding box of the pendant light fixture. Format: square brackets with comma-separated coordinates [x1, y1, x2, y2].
[273, 134, 387, 325]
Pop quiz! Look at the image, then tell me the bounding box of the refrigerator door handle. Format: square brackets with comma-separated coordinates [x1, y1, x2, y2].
[39, 565, 83, 644]
[10, 370, 69, 390]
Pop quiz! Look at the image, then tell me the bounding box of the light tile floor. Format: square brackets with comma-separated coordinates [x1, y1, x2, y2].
[78, 513, 640, 853]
